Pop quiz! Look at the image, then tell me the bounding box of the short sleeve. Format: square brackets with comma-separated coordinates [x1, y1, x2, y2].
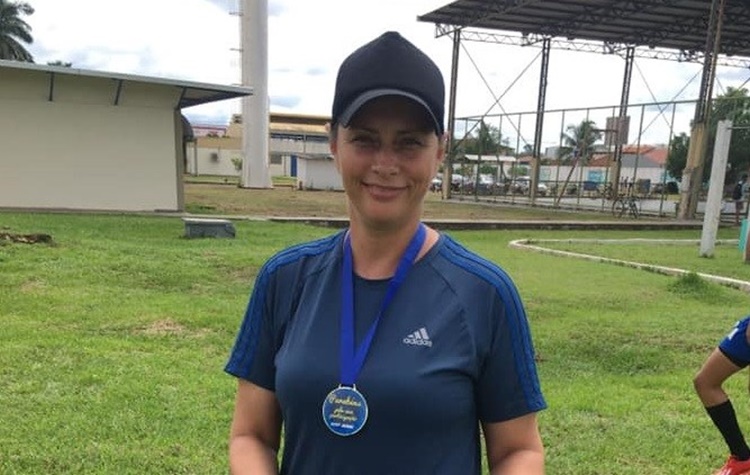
[475, 274, 546, 422]
[224, 263, 279, 390]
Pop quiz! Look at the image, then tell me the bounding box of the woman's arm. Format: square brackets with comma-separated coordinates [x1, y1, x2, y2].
[229, 379, 282, 475]
[483, 412, 544, 474]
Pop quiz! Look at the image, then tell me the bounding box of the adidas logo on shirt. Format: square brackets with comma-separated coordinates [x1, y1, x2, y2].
[403, 327, 432, 347]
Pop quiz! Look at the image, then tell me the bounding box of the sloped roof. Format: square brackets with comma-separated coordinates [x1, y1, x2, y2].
[589, 154, 611, 167]
[269, 113, 329, 136]
[0, 59, 252, 108]
[419, 1, 750, 61]
[623, 144, 669, 165]
[645, 146, 669, 165]
[577, 144, 669, 166]
[271, 123, 328, 136]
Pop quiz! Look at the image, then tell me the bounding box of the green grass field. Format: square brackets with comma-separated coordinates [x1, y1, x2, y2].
[2, 206, 749, 474]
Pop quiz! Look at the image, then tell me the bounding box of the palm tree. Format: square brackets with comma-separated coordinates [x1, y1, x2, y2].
[0, 0, 35, 62]
[560, 119, 602, 163]
[554, 120, 602, 205]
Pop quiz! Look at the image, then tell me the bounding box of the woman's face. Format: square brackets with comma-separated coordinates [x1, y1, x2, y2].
[330, 96, 445, 231]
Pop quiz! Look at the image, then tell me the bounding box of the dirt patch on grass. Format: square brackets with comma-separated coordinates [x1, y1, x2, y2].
[20, 279, 46, 293]
[140, 319, 187, 336]
[0, 231, 54, 244]
[136, 319, 212, 339]
[0, 232, 54, 244]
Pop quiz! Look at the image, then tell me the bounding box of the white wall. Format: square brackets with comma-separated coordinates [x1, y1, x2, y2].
[185, 143, 241, 176]
[297, 158, 343, 191]
[459, 162, 665, 185]
[270, 136, 329, 155]
[540, 164, 665, 185]
[0, 68, 183, 211]
[185, 142, 288, 177]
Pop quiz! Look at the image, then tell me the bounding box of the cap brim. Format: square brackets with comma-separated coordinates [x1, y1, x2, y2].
[338, 88, 442, 135]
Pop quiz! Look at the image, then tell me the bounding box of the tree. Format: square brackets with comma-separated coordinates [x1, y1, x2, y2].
[708, 87, 750, 183]
[551, 120, 602, 204]
[669, 88, 750, 186]
[665, 132, 690, 181]
[560, 120, 602, 163]
[462, 120, 503, 155]
[0, 0, 35, 62]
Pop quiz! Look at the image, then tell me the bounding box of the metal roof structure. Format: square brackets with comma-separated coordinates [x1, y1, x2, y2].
[0, 59, 252, 108]
[418, 0, 744, 217]
[418, 0, 750, 67]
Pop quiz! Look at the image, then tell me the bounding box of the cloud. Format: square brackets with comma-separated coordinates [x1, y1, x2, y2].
[29, 0, 238, 83]
[268, 1, 286, 16]
[21, 0, 750, 141]
[270, 95, 302, 109]
[305, 67, 327, 76]
[184, 100, 240, 126]
[720, 67, 750, 83]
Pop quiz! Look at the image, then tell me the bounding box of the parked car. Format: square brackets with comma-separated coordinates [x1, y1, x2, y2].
[471, 174, 499, 195]
[451, 174, 470, 192]
[430, 176, 442, 192]
[512, 177, 548, 196]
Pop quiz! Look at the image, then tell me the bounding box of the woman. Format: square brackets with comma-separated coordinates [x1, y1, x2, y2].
[695, 316, 750, 475]
[225, 31, 546, 474]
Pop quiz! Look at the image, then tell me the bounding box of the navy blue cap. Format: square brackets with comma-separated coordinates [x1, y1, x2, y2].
[331, 31, 445, 135]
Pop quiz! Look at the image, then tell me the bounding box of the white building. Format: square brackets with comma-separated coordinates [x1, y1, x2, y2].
[186, 112, 338, 189]
[0, 60, 251, 212]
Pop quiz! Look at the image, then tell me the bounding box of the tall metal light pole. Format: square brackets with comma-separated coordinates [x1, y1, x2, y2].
[239, 0, 272, 188]
[678, 0, 724, 218]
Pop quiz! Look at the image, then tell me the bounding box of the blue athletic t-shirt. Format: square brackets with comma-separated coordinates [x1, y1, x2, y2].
[225, 230, 546, 475]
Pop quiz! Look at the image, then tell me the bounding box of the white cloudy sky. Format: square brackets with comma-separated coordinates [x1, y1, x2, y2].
[23, 0, 750, 150]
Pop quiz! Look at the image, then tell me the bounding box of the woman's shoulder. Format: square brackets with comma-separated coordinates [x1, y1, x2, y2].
[432, 234, 518, 290]
[261, 231, 344, 277]
[436, 234, 507, 270]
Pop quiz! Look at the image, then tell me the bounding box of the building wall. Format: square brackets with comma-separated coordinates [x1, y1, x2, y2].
[458, 160, 666, 186]
[185, 138, 287, 177]
[0, 69, 183, 211]
[297, 158, 343, 191]
[270, 136, 330, 155]
[185, 137, 243, 176]
[540, 164, 665, 185]
[186, 134, 331, 178]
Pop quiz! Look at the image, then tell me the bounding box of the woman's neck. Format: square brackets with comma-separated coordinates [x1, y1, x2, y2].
[347, 221, 436, 280]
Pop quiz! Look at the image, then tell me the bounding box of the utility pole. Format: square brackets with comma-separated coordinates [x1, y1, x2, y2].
[238, 0, 272, 189]
[678, 0, 725, 219]
[700, 120, 732, 257]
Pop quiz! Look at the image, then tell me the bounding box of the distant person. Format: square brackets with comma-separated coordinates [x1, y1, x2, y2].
[621, 176, 632, 196]
[694, 316, 750, 475]
[733, 173, 748, 226]
[224, 31, 546, 474]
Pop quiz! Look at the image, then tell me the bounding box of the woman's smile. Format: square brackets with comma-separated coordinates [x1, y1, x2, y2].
[363, 182, 407, 200]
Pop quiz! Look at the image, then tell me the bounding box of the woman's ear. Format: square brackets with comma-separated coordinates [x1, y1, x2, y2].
[328, 123, 341, 172]
[327, 123, 337, 152]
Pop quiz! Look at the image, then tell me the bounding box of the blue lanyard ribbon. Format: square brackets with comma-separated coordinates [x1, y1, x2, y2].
[340, 223, 427, 386]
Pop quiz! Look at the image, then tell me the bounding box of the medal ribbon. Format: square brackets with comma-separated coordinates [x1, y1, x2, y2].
[340, 223, 427, 386]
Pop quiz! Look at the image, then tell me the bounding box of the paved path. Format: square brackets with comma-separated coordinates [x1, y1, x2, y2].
[510, 237, 750, 293]
[265, 216, 709, 231]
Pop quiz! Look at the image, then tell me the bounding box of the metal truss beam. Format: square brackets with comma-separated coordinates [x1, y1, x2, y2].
[434, 25, 750, 68]
[539, 0, 680, 39]
[448, 0, 543, 33]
